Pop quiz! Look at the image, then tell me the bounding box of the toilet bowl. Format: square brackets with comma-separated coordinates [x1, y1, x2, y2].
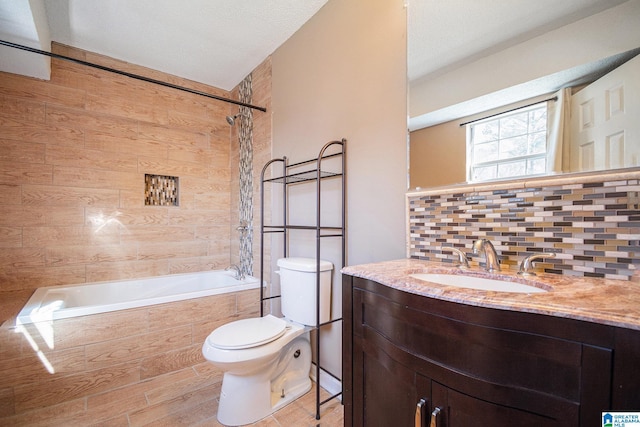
[203, 315, 311, 425]
[201, 257, 333, 426]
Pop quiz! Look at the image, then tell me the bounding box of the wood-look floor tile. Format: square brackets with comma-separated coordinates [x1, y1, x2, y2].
[128, 382, 219, 427]
[190, 384, 343, 427]
[144, 370, 221, 406]
[57, 393, 146, 427]
[243, 416, 281, 427]
[87, 367, 196, 410]
[89, 414, 130, 427]
[0, 387, 14, 418]
[193, 415, 225, 427]
[261, 384, 343, 427]
[143, 398, 218, 427]
[1, 397, 85, 427]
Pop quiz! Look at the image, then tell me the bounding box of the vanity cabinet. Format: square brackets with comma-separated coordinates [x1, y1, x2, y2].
[342, 275, 640, 427]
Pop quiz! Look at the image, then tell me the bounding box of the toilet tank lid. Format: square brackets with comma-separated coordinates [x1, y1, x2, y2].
[277, 257, 333, 272]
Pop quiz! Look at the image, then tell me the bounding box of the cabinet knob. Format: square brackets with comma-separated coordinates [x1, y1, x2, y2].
[430, 407, 441, 427]
[415, 398, 427, 427]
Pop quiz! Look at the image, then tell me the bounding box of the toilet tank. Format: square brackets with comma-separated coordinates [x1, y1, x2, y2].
[276, 257, 333, 326]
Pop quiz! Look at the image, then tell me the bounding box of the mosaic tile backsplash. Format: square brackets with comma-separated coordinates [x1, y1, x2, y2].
[145, 174, 179, 206]
[408, 174, 640, 280]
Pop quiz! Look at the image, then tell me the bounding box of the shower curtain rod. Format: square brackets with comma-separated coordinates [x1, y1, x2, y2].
[0, 40, 267, 113]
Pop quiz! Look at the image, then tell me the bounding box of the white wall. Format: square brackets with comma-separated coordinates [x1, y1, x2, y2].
[270, 0, 407, 381]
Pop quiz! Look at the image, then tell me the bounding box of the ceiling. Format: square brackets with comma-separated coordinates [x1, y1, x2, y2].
[0, 0, 329, 90]
[0, 0, 634, 94]
[408, 0, 629, 82]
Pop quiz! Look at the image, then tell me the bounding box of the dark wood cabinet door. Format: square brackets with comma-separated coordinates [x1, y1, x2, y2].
[432, 382, 576, 427]
[355, 335, 428, 427]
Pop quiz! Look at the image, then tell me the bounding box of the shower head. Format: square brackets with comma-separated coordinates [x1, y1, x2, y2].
[226, 113, 246, 126]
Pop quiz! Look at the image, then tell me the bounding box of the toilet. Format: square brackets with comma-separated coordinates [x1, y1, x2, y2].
[202, 257, 333, 426]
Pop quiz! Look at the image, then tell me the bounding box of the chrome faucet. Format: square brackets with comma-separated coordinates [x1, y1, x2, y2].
[442, 247, 469, 269]
[225, 264, 245, 280]
[518, 252, 556, 276]
[472, 239, 501, 271]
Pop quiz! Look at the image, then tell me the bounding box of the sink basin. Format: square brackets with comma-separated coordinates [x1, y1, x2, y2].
[410, 273, 548, 293]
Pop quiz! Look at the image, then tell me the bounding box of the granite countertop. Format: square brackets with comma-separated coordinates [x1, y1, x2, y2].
[341, 259, 640, 331]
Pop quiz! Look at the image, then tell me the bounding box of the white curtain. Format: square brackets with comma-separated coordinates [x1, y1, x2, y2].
[546, 87, 572, 174]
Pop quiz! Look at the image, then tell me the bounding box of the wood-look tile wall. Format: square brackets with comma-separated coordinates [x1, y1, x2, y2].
[0, 43, 276, 323]
[0, 288, 260, 425]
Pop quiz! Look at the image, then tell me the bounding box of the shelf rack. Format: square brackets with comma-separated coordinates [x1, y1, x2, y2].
[259, 139, 346, 420]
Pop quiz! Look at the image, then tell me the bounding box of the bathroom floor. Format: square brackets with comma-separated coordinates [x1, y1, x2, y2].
[194, 383, 344, 426]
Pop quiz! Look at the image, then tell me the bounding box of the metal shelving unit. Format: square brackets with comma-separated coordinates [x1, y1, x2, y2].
[259, 139, 346, 420]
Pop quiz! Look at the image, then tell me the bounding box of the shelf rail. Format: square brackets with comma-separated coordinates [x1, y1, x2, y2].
[259, 139, 346, 420]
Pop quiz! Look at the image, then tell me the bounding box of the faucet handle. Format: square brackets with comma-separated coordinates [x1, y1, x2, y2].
[441, 247, 469, 269]
[472, 239, 486, 253]
[518, 252, 556, 276]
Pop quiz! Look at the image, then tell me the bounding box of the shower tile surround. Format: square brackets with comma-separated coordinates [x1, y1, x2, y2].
[0, 45, 276, 425]
[0, 42, 259, 322]
[408, 169, 640, 280]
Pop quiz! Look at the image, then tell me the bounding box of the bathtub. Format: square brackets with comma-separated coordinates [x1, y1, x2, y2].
[16, 270, 261, 325]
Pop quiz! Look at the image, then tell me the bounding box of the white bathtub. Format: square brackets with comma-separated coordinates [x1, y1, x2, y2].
[16, 270, 261, 325]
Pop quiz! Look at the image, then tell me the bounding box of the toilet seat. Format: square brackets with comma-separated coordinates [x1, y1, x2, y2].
[208, 314, 288, 350]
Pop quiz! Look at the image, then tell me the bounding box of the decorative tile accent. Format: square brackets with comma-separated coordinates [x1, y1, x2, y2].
[238, 74, 254, 276]
[408, 177, 640, 280]
[144, 174, 179, 206]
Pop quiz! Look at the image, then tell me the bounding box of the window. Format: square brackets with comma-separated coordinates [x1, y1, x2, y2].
[467, 102, 548, 182]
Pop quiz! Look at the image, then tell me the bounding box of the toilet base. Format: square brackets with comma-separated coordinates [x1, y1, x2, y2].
[216, 336, 311, 426]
